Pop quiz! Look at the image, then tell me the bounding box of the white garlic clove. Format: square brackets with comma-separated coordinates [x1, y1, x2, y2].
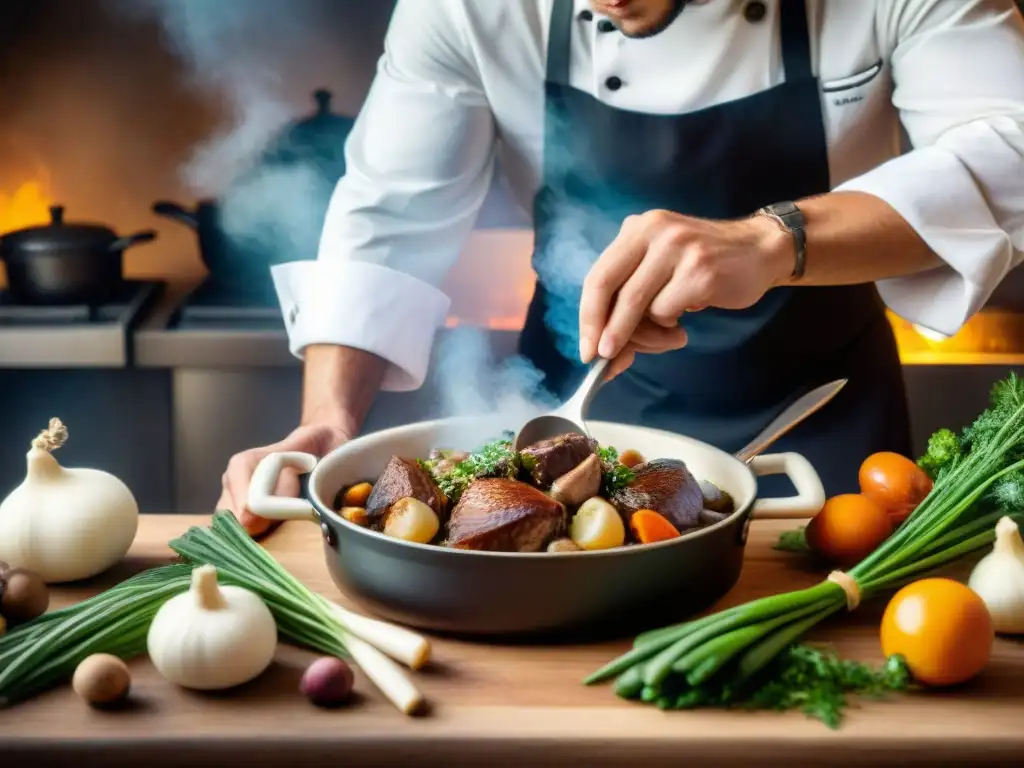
[147, 565, 278, 690]
[968, 516, 1024, 635]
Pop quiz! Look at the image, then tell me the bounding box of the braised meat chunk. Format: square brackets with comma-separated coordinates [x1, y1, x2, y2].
[366, 456, 447, 528]
[520, 433, 598, 488]
[447, 478, 567, 552]
[610, 459, 704, 532]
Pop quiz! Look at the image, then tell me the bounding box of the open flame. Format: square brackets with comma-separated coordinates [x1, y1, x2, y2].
[0, 180, 51, 235]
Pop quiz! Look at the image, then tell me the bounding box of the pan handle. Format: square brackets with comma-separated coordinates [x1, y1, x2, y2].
[109, 230, 157, 252]
[248, 451, 320, 522]
[748, 452, 825, 520]
[152, 200, 200, 228]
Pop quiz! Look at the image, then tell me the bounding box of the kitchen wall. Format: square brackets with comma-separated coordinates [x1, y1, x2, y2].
[0, 0, 542, 320]
[0, 0, 397, 282]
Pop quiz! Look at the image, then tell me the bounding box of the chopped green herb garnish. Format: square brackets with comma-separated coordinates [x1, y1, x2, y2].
[596, 445, 636, 495]
[603, 464, 636, 495]
[426, 434, 520, 503]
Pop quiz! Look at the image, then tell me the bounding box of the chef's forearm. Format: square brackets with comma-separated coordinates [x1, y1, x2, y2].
[764, 191, 942, 288]
[300, 345, 386, 436]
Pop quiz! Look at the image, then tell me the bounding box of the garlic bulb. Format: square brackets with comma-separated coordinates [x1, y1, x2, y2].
[147, 565, 277, 690]
[968, 516, 1024, 635]
[0, 419, 139, 583]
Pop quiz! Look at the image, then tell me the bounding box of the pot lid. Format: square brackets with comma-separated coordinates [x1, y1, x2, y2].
[261, 89, 356, 181]
[0, 206, 118, 252]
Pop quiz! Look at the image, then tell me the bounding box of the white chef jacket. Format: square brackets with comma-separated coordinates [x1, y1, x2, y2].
[272, 0, 1024, 392]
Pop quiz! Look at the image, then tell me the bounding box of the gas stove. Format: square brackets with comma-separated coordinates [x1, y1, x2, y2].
[0, 280, 163, 367]
[170, 277, 284, 329]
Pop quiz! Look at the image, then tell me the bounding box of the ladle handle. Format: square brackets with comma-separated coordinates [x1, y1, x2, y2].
[564, 356, 611, 418]
[734, 379, 847, 464]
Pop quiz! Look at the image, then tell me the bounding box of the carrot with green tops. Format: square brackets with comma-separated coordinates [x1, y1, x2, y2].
[630, 509, 680, 544]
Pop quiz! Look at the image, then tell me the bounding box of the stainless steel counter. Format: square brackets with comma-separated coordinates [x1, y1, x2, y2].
[0, 281, 164, 368]
[133, 281, 298, 369]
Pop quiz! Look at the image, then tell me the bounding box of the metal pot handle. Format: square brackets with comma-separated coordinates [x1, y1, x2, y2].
[152, 200, 200, 228]
[748, 452, 825, 520]
[247, 451, 320, 522]
[109, 230, 157, 252]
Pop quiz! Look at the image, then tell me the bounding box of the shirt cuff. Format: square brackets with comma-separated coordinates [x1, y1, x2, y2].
[271, 260, 451, 392]
[836, 137, 1016, 337]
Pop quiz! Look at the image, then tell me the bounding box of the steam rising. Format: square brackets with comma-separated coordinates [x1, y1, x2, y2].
[108, 0, 605, 422]
[105, 0, 353, 264]
[427, 327, 559, 424]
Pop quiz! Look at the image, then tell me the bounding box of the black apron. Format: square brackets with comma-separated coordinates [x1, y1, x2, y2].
[519, 0, 911, 496]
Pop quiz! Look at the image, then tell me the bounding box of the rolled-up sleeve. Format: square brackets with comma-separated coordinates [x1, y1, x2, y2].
[836, 0, 1024, 336]
[272, 0, 496, 391]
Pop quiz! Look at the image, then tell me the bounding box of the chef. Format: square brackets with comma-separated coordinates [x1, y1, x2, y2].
[219, 0, 1024, 534]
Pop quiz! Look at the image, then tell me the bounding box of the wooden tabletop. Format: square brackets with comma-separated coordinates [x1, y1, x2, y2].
[1, 515, 1022, 767]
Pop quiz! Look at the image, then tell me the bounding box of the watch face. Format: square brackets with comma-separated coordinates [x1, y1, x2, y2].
[770, 201, 799, 216]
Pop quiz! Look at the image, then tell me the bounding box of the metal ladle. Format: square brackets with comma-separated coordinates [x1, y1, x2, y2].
[512, 357, 611, 451]
[513, 357, 847, 462]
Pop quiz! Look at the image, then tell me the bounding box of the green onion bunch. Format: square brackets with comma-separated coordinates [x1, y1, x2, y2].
[585, 373, 1024, 721]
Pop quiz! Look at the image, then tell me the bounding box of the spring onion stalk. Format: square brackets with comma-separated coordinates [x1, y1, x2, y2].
[585, 373, 1024, 724]
[168, 511, 428, 715]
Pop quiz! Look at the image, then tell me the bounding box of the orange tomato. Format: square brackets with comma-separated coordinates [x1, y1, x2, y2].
[858, 452, 933, 525]
[880, 578, 993, 687]
[805, 494, 892, 567]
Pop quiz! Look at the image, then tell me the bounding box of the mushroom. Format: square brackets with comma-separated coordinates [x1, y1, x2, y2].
[549, 454, 602, 508]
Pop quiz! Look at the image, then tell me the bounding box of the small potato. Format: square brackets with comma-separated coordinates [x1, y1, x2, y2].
[73, 653, 131, 707]
[547, 537, 582, 553]
[618, 449, 645, 469]
[340, 506, 369, 526]
[342, 482, 374, 508]
[384, 497, 440, 544]
[570, 497, 626, 551]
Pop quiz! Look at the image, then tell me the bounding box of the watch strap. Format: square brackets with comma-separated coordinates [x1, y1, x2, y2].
[759, 201, 807, 280]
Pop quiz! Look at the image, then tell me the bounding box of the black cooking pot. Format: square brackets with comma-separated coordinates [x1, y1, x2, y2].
[0, 205, 156, 305]
[246, 416, 829, 639]
[153, 89, 355, 296]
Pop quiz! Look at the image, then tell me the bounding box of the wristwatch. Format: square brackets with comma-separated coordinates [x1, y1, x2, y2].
[757, 201, 807, 280]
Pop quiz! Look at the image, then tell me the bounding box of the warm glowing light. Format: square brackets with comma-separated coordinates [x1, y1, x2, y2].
[912, 324, 950, 343]
[0, 181, 51, 234]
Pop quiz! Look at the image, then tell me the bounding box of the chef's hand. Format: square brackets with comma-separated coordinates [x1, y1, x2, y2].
[580, 209, 789, 376]
[217, 423, 352, 538]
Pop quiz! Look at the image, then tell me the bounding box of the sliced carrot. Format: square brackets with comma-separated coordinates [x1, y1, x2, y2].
[342, 482, 374, 507]
[619, 449, 645, 469]
[630, 509, 680, 544]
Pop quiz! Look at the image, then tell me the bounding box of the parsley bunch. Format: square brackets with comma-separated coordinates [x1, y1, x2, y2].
[587, 373, 1024, 726]
[615, 644, 911, 728]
